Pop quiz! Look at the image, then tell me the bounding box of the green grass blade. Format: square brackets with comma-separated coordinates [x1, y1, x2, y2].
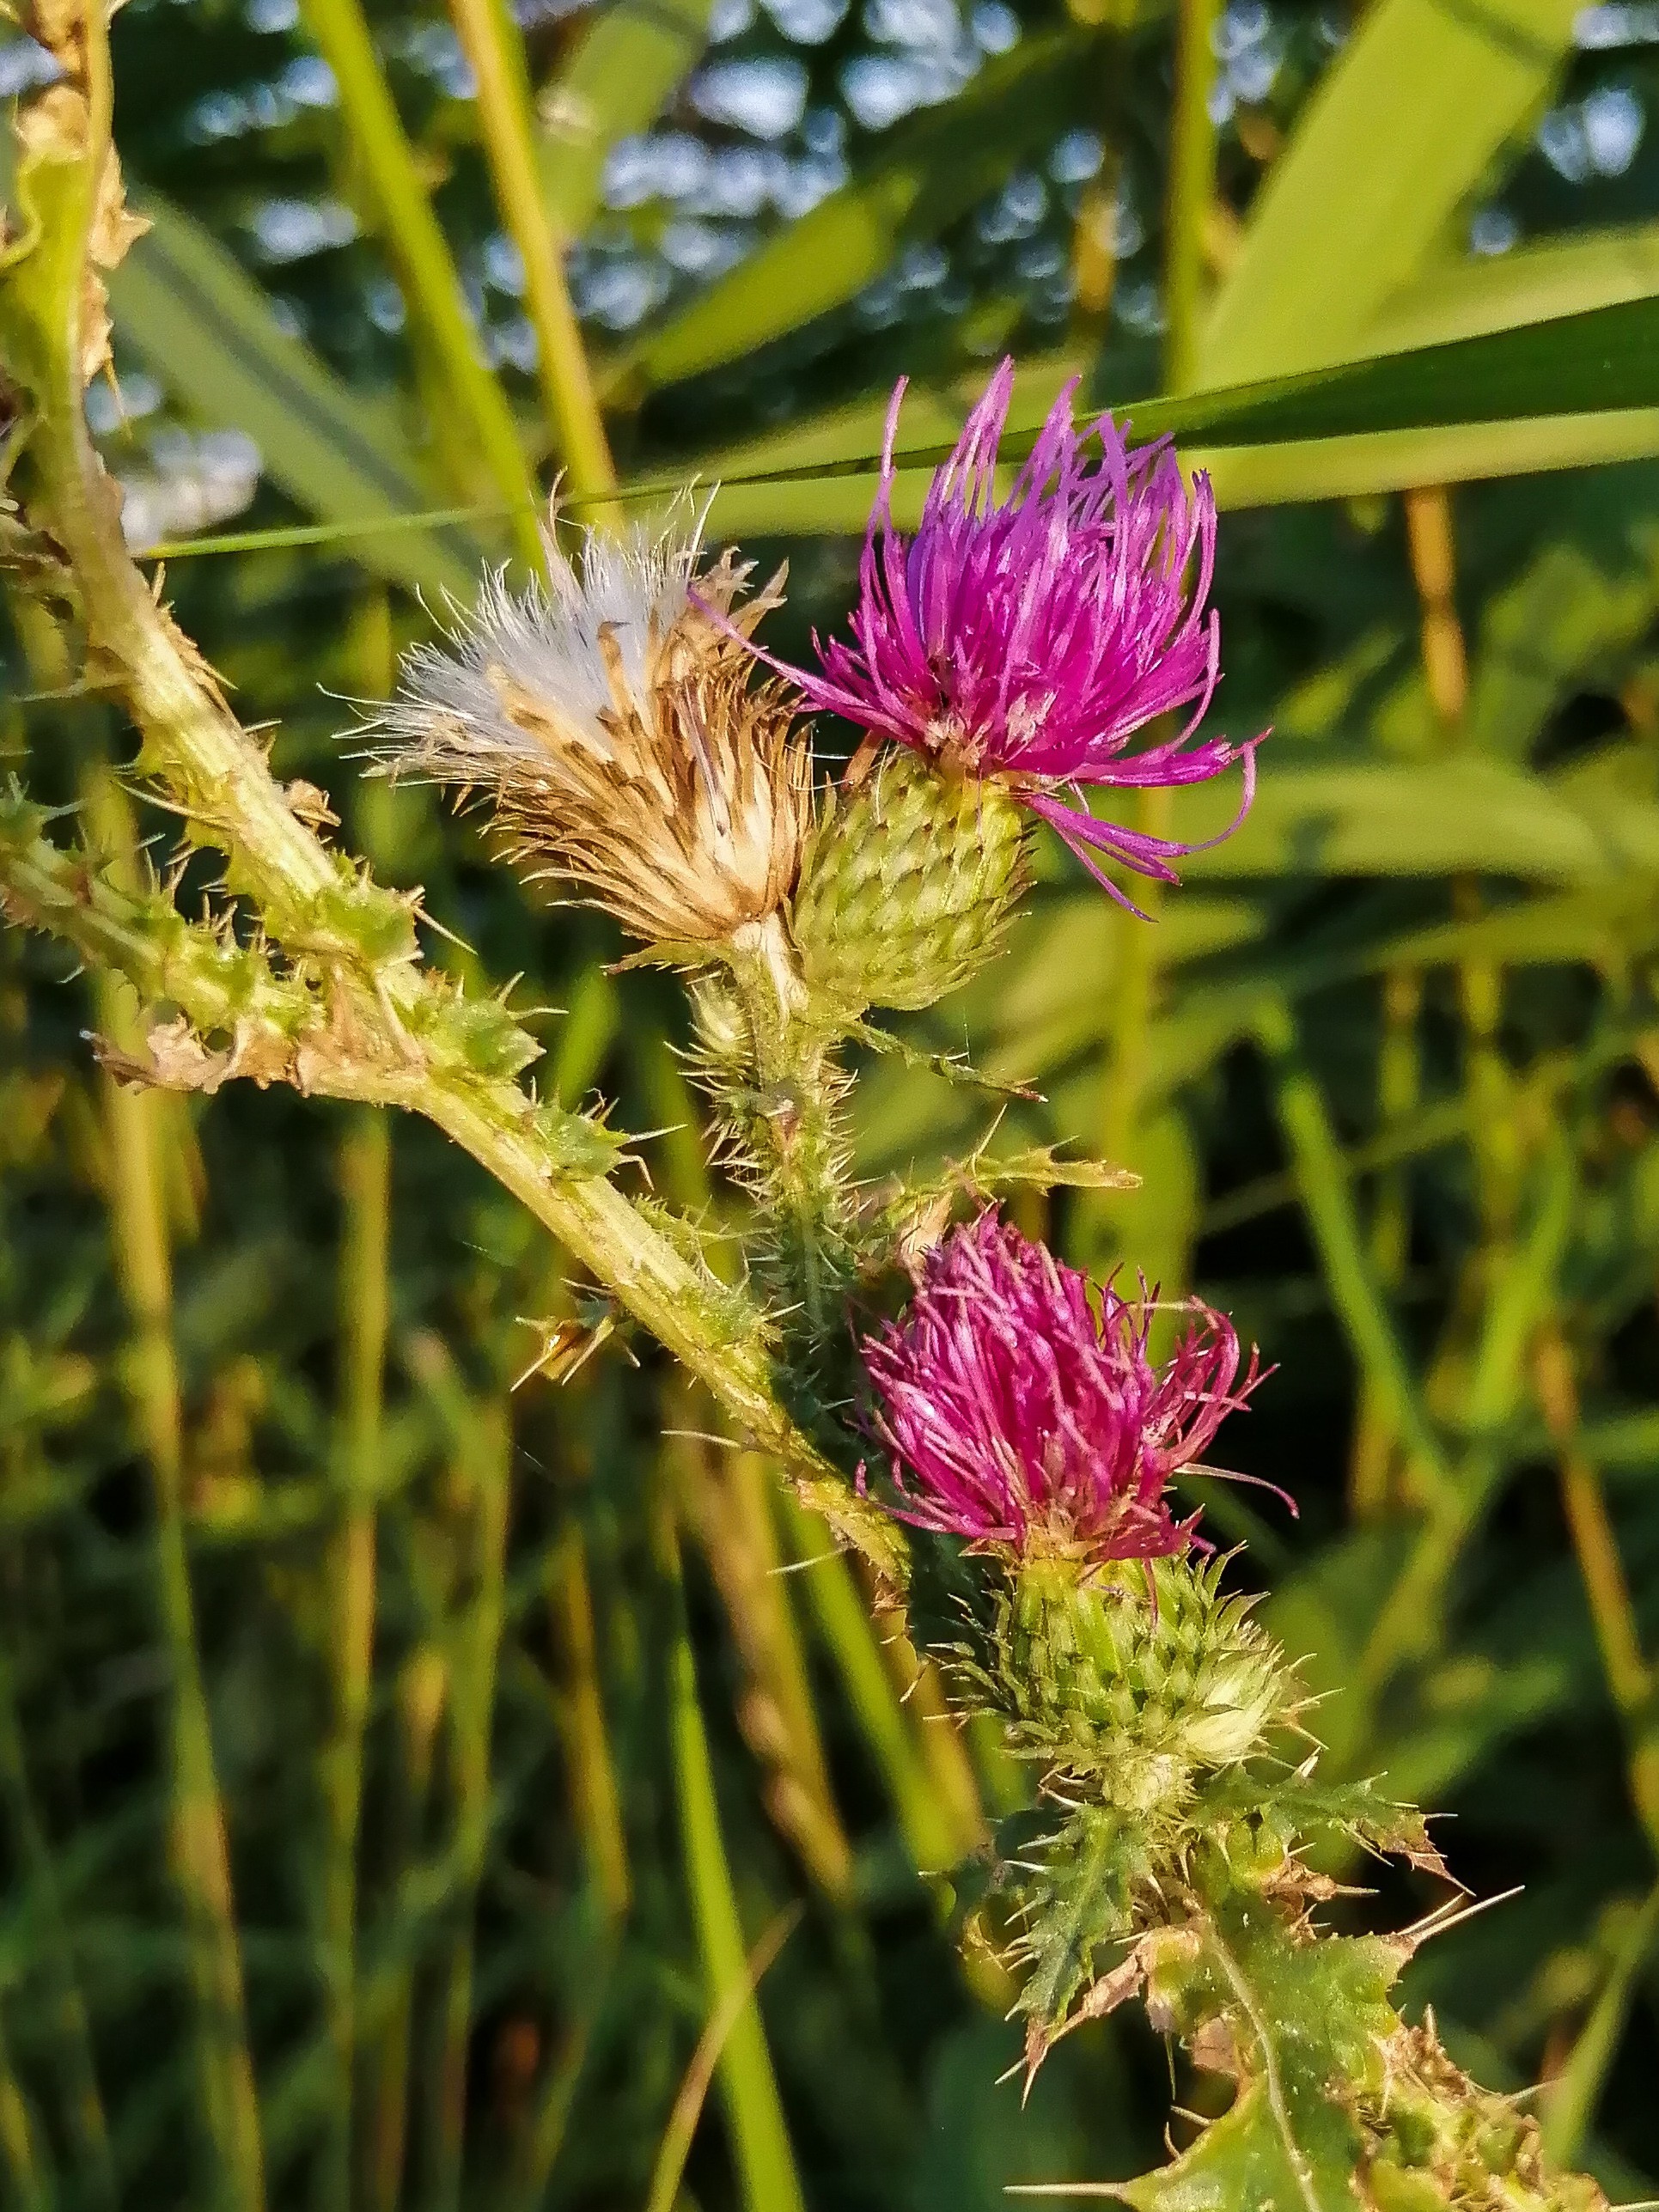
[607, 34, 1096, 394]
[106, 195, 486, 600]
[314, 1110, 392, 2212]
[1367, 221, 1659, 356]
[1199, 0, 1579, 383]
[662, 1510, 806, 2212]
[297, 0, 546, 571]
[538, 0, 721, 242]
[447, 0, 617, 506]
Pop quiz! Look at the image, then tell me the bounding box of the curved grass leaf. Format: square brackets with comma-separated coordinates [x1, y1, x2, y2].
[1199, 0, 1580, 384]
[107, 195, 487, 599]
[606, 32, 1098, 394]
[1366, 221, 1659, 356]
[538, 0, 722, 242]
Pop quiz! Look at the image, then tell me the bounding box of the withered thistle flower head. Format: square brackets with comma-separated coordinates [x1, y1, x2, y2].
[862, 1211, 1266, 1567]
[372, 513, 812, 944]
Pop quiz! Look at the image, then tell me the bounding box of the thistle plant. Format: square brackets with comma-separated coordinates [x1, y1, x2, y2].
[0, 13, 1613, 2206]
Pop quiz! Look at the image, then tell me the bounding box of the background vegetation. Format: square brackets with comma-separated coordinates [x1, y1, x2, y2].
[3, 0, 1659, 2204]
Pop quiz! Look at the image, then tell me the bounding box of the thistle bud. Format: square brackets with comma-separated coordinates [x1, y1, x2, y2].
[991, 1553, 1288, 1813]
[370, 517, 811, 948]
[788, 752, 1028, 1018]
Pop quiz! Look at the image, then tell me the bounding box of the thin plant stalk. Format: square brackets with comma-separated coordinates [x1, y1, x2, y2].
[681, 1442, 853, 1898]
[1541, 1876, 1659, 2169]
[88, 774, 265, 2212]
[418, 1363, 513, 2212]
[658, 1501, 807, 2212]
[643, 1909, 802, 2212]
[315, 1108, 393, 2212]
[1534, 1325, 1659, 1851]
[1096, 785, 1172, 1185]
[366, 1648, 448, 2212]
[296, 0, 546, 570]
[1163, 0, 1222, 392]
[1349, 966, 1422, 1520]
[0, 2007, 48, 2212]
[442, 0, 618, 514]
[546, 1525, 631, 1924]
[0, 1653, 116, 2211]
[507, 1938, 614, 2212]
[778, 1492, 966, 1876]
[1256, 994, 1450, 1490]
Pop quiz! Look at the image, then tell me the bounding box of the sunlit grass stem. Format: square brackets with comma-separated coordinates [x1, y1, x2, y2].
[0, 1654, 116, 2210]
[546, 1526, 632, 1924]
[297, 0, 546, 571]
[659, 1500, 807, 2212]
[88, 771, 265, 2212]
[444, 0, 619, 515]
[1163, 0, 1221, 392]
[408, 1342, 514, 2212]
[315, 1108, 392, 2212]
[0, 2007, 48, 2212]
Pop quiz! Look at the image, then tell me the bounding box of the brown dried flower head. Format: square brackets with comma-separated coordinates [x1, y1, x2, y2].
[373, 514, 812, 945]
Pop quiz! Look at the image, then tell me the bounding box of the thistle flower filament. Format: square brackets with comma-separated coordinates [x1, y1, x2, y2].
[741, 361, 1261, 906]
[862, 1212, 1261, 1564]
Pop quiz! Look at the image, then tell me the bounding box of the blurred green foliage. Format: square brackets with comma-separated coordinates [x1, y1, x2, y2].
[4, 0, 1659, 2203]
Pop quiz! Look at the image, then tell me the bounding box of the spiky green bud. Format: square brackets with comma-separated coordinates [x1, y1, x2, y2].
[990, 1555, 1289, 1814]
[788, 753, 1028, 1019]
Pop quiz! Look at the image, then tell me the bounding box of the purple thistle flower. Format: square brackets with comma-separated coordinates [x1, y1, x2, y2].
[861, 1213, 1263, 1564]
[740, 359, 1261, 910]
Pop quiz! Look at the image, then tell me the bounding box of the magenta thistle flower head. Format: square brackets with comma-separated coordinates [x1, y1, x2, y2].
[861, 1213, 1263, 1564]
[742, 359, 1260, 910]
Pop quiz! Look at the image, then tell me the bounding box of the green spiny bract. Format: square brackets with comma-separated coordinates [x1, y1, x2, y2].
[788, 753, 1028, 1019]
[977, 1553, 1290, 1814]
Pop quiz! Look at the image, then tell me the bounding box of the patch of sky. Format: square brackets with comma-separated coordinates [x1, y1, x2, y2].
[1469, 205, 1518, 255]
[804, 107, 848, 155]
[971, 1, 1019, 51]
[572, 253, 673, 330]
[277, 54, 337, 106]
[898, 242, 949, 288]
[245, 0, 299, 31]
[1050, 127, 1104, 185]
[975, 170, 1046, 243]
[87, 373, 165, 436]
[689, 56, 810, 137]
[0, 35, 63, 94]
[119, 430, 262, 555]
[248, 197, 358, 262]
[481, 235, 527, 296]
[709, 0, 757, 37]
[840, 47, 973, 125]
[485, 318, 540, 373]
[366, 277, 407, 334]
[390, 23, 476, 98]
[760, 0, 851, 41]
[1116, 277, 1164, 333]
[1575, 2, 1659, 42]
[1538, 85, 1643, 178]
[660, 217, 752, 277]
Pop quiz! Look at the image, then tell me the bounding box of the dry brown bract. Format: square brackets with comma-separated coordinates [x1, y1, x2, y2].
[371, 517, 813, 947]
